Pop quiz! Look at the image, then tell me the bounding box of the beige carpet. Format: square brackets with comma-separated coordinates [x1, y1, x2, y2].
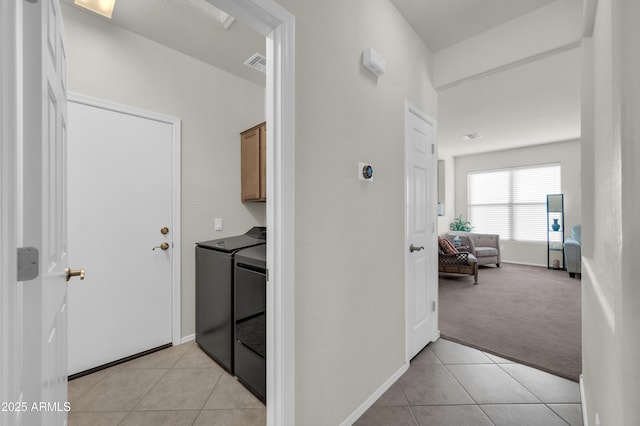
[438, 263, 582, 381]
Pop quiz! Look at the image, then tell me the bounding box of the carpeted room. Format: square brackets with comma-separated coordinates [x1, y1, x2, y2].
[438, 263, 581, 382]
[436, 141, 582, 383]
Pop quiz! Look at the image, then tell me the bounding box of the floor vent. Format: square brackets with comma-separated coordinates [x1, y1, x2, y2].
[244, 53, 266, 73]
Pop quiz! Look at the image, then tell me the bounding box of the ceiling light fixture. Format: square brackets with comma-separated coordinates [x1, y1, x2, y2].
[182, 0, 236, 29]
[74, 0, 116, 19]
[461, 132, 483, 141]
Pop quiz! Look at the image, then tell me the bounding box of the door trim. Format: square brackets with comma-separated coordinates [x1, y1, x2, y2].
[68, 93, 182, 346]
[207, 1, 296, 425]
[404, 100, 439, 364]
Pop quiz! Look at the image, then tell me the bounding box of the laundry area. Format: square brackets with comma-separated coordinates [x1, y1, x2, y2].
[61, 0, 269, 409]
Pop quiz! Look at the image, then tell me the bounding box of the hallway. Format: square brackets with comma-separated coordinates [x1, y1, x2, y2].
[68, 338, 582, 425]
[356, 339, 582, 426]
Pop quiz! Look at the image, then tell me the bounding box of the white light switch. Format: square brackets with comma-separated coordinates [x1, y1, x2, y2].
[215, 218, 223, 231]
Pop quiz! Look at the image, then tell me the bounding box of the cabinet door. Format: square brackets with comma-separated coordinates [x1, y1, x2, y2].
[241, 127, 261, 201]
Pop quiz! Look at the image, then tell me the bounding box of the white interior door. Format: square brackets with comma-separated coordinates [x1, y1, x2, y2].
[22, 0, 70, 423]
[1, 1, 24, 424]
[405, 103, 438, 360]
[67, 99, 176, 375]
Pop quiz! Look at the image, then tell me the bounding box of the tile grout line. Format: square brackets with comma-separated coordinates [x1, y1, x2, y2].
[408, 344, 497, 426]
[494, 361, 580, 424]
[439, 362, 482, 407]
[116, 345, 193, 425]
[406, 405, 421, 426]
[116, 367, 173, 425]
[494, 363, 544, 404]
[68, 371, 109, 410]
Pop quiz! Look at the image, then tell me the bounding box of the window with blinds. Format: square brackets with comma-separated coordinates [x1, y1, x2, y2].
[467, 163, 561, 242]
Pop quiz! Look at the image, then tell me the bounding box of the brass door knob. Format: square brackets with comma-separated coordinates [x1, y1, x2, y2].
[160, 227, 169, 235]
[153, 242, 170, 251]
[66, 268, 85, 282]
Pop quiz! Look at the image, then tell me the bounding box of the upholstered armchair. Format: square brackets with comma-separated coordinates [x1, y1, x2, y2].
[445, 231, 501, 267]
[564, 225, 581, 278]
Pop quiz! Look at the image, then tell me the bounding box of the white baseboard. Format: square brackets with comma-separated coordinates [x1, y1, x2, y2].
[180, 334, 195, 344]
[340, 361, 409, 426]
[580, 374, 588, 426]
[502, 260, 547, 267]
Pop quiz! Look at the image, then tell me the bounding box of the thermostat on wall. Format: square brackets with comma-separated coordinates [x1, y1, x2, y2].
[358, 162, 373, 181]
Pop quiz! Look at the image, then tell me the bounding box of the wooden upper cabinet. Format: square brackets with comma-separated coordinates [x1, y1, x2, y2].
[240, 122, 266, 202]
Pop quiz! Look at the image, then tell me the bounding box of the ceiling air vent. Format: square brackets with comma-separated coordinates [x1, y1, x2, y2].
[244, 53, 267, 73]
[461, 132, 483, 141]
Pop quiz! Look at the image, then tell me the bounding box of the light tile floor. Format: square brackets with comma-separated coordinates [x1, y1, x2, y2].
[68, 341, 265, 426]
[356, 338, 583, 426]
[69, 339, 583, 425]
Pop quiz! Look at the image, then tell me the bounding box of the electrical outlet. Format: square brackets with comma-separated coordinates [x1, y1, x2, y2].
[215, 218, 223, 231]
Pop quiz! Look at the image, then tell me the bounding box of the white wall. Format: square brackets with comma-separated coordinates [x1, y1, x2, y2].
[272, 0, 437, 423]
[581, 0, 640, 424]
[61, 5, 266, 338]
[453, 140, 581, 266]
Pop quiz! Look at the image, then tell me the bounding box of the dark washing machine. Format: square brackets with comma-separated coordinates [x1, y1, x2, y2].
[234, 244, 267, 402]
[195, 227, 266, 373]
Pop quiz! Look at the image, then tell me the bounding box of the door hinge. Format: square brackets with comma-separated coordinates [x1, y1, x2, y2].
[266, 268, 270, 282]
[17, 247, 39, 281]
[431, 144, 435, 154]
[432, 301, 436, 312]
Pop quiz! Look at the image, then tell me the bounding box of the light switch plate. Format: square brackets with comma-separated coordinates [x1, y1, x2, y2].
[215, 218, 223, 231]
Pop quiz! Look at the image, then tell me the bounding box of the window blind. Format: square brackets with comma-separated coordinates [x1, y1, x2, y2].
[467, 163, 561, 242]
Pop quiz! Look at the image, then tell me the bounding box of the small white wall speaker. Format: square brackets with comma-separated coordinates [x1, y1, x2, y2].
[363, 48, 386, 77]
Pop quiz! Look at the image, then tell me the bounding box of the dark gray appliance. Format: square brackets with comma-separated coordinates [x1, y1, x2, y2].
[234, 244, 266, 401]
[195, 227, 266, 373]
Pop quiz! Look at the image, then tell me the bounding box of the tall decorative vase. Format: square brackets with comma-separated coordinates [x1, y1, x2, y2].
[552, 218, 560, 231]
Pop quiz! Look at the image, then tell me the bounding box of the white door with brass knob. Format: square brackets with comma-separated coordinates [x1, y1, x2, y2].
[67, 98, 178, 375]
[19, 0, 75, 422]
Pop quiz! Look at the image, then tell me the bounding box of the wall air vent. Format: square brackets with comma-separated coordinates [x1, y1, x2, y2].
[461, 132, 483, 141]
[244, 53, 267, 73]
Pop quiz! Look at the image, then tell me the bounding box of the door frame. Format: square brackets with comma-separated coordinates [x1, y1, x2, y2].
[206, 1, 295, 425]
[68, 93, 183, 347]
[404, 100, 439, 364]
[1, 1, 295, 424]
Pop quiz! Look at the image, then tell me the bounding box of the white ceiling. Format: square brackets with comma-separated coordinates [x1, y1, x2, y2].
[389, 0, 556, 52]
[391, 0, 582, 157]
[61, 0, 266, 86]
[438, 48, 581, 157]
[61, 0, 582, 157]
